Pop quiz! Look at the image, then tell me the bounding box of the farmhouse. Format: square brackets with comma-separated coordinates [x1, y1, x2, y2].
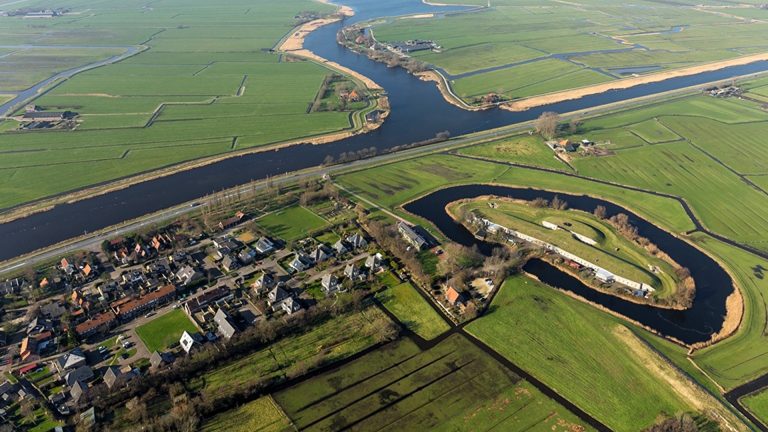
[397, 222, 429, 250]
[446, 287, 467, 306]
[21, 111, 77, 122]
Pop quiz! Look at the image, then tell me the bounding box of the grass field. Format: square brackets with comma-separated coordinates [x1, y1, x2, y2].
[375, 282, 450, 340]
[337, 153, 695, 235]
[135, 309, 198, 353]
[195, 306, 390, 396]
[465, 275, 695, 431]
[255, 205, 329, 241]
[0, 0, 367, 210]
[453, 198, 681, 296]
[371, 0, 768, 104]
[741, 390, 768, 426]
[457, 134, 569, 170]
[274, 335, 593, 431]
[202, 396, 291, 432]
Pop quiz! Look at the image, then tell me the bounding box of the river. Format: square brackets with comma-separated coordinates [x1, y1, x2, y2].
[1, 0, 767, 264]
[403, 184, 731, 345]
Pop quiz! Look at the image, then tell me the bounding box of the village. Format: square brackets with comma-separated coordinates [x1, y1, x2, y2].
[0, 180, 495, 429]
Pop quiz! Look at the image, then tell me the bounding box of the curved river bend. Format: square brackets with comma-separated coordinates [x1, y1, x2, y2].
[403, 184, 732, 345]
[1, 0, 768, 263]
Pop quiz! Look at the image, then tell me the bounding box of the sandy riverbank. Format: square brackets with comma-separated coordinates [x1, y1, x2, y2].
[502, 52, 768, 111]
[415, 70, 486, 111]
[279, 14, 383, 91]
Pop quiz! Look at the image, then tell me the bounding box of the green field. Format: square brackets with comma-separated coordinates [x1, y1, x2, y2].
[135, 309, 198, 353]
[274, 335, 593, 431]
[196, 306, 391, 396]
[370, 0, 768, 105]
[0, 0, 369, 210]
[466, 275, 696, 431]
[202, 396, 291, 432]
[375, 282, 451, 340]
[741, 389, 768, 426]
[458, 134, 569, 170]
[453, 198, 682, 298]
[255, 205, 329, 241]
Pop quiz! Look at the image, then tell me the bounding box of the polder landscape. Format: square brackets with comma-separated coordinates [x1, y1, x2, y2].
[6, 0, 768, 431]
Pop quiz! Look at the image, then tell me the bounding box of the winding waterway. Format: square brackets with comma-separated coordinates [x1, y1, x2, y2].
[403, 184, 731, 345]
[1, 0, 767, 266]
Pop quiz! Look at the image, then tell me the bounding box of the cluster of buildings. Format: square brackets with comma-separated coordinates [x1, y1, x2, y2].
[387, 39, 441, 55]
[707, 85, 742, 98]
[1, 8, 68, 18]
[16, 106, 78, 130]
[545, 138, 592, 153]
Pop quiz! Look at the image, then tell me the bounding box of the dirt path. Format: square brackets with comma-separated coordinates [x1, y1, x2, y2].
[502, 53, 768, 111]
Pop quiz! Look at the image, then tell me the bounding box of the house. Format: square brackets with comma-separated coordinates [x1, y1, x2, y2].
[445, 286, 467, 306]
[281, 297, 302, 315]
[254, 237, 275, 255]
[149, 351, 175, 370]
[69, 380, 88, 404]
[333, 239, 349, 255]
[218, 211, 246, 230]
[55, 348, 86, 373]
[221, 255, 238, 272]
[344, 264, 360, 280]
[345, 233, 368, 250]
[238, 248, 257, 265]
[184, 286, 232, 315]
[252, 272, 275, 295]
[321, 274, 339, 295]
[365, 253, 383, 272]
[213, 308, 238, 340]
[74, 311, 117, 338]
[595, 269, 614, 283]
[310, 245, 331, 263]
[213, 237, 240, 252]
[267, 286, 290, 306]
[19, 337, 38, 361]
[365, 110, 382, 124]
[289, 254, 312, 272]
[564, 142, 580, 152]
[112, 284, 176, 320]
[397, 222, 429, 250]
[0, 278, 26, 295]
[176, 265, 202, 286]
[64, 365, 94, 388]
[103, 366, 135, 389]
[179, 331, 200, 354]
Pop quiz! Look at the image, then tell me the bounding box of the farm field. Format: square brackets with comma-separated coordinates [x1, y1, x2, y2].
[192, 306, 391, 396]
[741, 390, 768, 426]
[457, 134, 569, 170]
[337, 153, 695, 235]
[375, 281, 450, 340]
[465, 275, 715, 431]
[371, 0, 768, 105]
[0, 0, 369, 210]
[274, 335, 593, 431]
[568, 95, 768, 252]
[135, 309, 198, 353]
[0, 47, 124, 92]
[202, 396, 291, 432]
[255, 205, 329, 241]
[451, 198, 681, 297]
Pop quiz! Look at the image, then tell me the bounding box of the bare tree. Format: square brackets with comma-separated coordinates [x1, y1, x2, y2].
[593, 205, 607, 219]
[535, 111, 560, 139]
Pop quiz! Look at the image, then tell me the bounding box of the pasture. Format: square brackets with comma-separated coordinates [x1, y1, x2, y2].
[741, 390, 768, 426]
[255, 205, 329, 241]
[202, 396, 291, 432]
[274, 335, 592, 431]
[0, 0, 365, 210]
[375, 281, 450, 340]
[135, 309, 198, 353]
[457, 134, 569, 170]
[465, 275, 694, 431]
[193, 306, 391, 396]
[371, 0, 768, 104]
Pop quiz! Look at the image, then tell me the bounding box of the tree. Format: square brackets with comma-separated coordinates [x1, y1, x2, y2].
[535, 111, 560, 139]
[593, 205, 607, 219]
[549, 195, 568, 210]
